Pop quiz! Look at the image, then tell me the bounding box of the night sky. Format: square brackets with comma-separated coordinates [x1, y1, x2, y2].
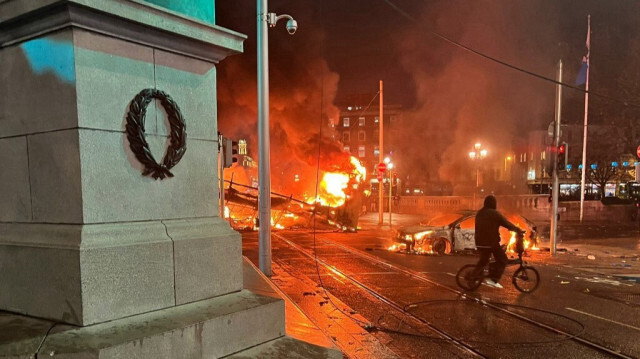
[215, 1, 640, 191]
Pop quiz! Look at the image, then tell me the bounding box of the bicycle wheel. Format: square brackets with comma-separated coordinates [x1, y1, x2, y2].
[456, 264, 482, 291]
[512, 266, 540, 293]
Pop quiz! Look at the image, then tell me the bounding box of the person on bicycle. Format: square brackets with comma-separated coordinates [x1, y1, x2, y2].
[473, 195, 525, 289]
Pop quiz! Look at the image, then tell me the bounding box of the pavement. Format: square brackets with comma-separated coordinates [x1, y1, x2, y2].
[242, 212, 640, 358]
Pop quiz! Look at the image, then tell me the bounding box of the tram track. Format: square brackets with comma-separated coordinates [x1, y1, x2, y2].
[274, 232, 489, 358]
[274, 231, 635, 359]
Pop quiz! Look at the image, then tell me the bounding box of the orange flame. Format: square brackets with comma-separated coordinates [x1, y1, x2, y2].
[307, 156, 367, 208]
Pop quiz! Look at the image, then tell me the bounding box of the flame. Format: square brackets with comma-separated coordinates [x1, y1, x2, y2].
[307, 156, 367, 208]
[506, 231, 535, 253]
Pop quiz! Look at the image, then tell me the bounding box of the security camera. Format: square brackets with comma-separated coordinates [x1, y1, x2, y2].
[268, 13, 298, 35]
[286, 19, 298, 35]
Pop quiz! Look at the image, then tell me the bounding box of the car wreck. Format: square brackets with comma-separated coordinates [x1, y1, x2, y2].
[390, 211, 538, 255]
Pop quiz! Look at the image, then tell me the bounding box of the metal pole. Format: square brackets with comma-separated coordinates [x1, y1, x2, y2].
[551, 59, 563, 256]
[389, 170, 392, 226]
[257, 0, 272, 276]
[473, 165, 478, 208]
[579, 15, 591, 223]
[378, 80, 384, 225]
[219, 136, 225, 218]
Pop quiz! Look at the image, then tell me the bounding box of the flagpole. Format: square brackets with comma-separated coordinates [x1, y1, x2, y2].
[579, 14, 590, 223]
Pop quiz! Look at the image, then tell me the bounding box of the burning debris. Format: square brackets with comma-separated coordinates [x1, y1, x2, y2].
[223, 156, 368, 232]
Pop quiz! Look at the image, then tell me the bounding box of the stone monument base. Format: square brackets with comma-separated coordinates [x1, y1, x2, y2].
[0, 259, 340, 358]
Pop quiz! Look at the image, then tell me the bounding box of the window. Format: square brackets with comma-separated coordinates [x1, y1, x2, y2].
[541, 151, 546, 160]
[358, 131, 366, 141]
[374, 146, 380, 156]
[359, 117, 365, 126]
[358, 145, 366, 158]
[342, 132, 350, 142]
[520, 153, 523, 162]
[343, 146, 350, 153]
[524, 153, 527, 162]
[343, 117, 350, 127]
[373, 129, 379, 139]
[374, 116, 379, 123]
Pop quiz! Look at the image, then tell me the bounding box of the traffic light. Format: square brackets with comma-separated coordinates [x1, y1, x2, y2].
[222, 137, 239, 168]
[557, 142, 568, 171]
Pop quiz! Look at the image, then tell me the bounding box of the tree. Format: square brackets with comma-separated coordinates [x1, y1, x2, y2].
[584, 126, 629, 198]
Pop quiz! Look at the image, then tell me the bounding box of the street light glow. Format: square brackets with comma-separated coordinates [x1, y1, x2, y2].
[469, 151, 476, 159]
[384, 157, 391, 164]
[388, 163, 394, 169]
[474, 143, 481, 150]
[480, 149, 488, 158]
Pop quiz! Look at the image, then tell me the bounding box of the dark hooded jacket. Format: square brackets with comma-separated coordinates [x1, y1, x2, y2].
[474, 195, 520, 247]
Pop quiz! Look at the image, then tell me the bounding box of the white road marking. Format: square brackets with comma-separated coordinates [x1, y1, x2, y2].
[565, 307, 640, 332]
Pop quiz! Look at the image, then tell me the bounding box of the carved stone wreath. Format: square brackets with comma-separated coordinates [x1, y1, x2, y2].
[125, 89, 187, 180]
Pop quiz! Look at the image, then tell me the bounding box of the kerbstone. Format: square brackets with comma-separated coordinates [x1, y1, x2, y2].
[153, 49, 217, 140]
[0, 29, 78, 138]
[79, 129, 218, 223]
[28, 129, 83, 224]
[0, 137, 31, 222]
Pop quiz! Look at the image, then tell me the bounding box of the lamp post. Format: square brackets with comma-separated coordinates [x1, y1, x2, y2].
[257, 0, 297, 276]
[504, 155, 512, 181]
[469, 143, 487, 208]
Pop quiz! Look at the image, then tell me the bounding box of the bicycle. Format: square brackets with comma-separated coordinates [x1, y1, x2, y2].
[455, 232, 540, 293]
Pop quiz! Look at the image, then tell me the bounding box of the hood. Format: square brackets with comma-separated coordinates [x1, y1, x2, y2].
[483, 195, 497, 209]
[397, 225, 443, 235]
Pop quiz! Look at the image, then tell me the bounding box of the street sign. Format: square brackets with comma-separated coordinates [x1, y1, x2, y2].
[547, 121, 562, 138]
[636, 145, 640, 158]
[377, 162, 387, 173]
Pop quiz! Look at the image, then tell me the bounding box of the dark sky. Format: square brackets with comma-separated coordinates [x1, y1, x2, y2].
[215, 0, 640, 190]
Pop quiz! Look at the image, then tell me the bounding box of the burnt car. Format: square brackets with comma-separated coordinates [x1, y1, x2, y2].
[391, 211, 538, 255]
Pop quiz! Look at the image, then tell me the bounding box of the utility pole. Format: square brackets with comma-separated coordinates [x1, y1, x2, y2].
[378, 80, 384, 225]
[551, 59, 563, 256]
[257, 0, 272, 276]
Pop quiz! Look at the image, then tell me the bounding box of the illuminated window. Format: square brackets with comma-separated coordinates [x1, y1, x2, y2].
[343, 118, 350, 127]
[374, 116, 379, 123]
[358, 145, 366, 158]
[343, 132, 350, 142]
[344, 146, 350, 153]
[359, 117, 365, 126]
[358, 131, 366, 141]
[541, 151, 545, 160]
[239, 139, 247, 155]
[374, 146, 380, 156]
[524, 153, 527, 162]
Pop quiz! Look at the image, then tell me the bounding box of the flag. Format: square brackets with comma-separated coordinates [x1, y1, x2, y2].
[576, 57, 588, 86]
[576, 15, 591, 86]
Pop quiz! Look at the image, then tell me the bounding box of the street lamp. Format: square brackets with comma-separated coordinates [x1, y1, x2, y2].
[257, 1, 298, 276]
[469, 143, 488, 207]
[504, 155, 512, 181]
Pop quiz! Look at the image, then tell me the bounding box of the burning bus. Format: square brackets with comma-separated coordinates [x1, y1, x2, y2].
[223, 155, 368, 232]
